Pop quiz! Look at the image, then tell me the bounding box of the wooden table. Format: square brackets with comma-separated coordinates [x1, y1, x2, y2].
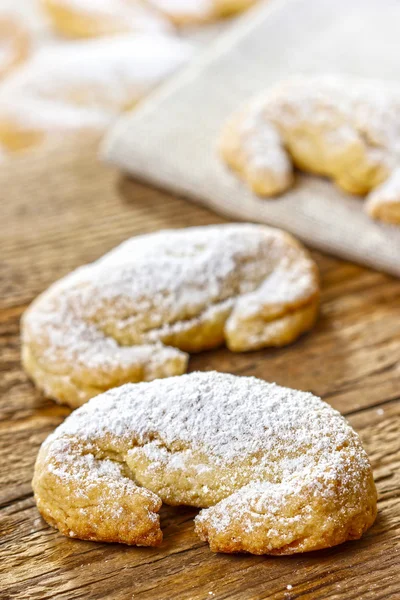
[1, 138, 399, 599]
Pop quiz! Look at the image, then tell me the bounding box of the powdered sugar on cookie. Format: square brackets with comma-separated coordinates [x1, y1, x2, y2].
[22, 224, 319, 407]
[33, 372, 377, 553]
[145, 0, 256, 25]
[147, 0, 214, 23]
[42, 0, 172, 36]
[43, 0, 257, 31]
[0, 34, 192, 150]
[220, 75, 400, 224]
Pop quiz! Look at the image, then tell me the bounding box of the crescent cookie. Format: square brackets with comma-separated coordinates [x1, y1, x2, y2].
[220, 75, 400, 224]
[32, 371, 377, 554]
[41, 0, 171, 38]
[145, 0, 257, 26]
[0, 34, 192, 152]
[41, 0, 257, 34]
[0, 17, 30, 80]
[22, 224, 319, 408]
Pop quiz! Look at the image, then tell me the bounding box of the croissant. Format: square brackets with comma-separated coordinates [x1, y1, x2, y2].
[220, 75, 400, 224]
[22, 224, 319, 408]
[32, 371, 377, 554]
[0, 34, 192, 152]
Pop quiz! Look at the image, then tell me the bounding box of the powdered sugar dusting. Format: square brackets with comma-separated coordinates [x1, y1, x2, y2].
[49, 0, 171, 33]
[22, 224, 318, 401]
[367, 166, 400, 211]
[61, 373, 364, 460]
[225, 75, 400, 213]
[40, 372, 373, 540]
[236, 98, 293, 195]
[147, 0, 214, 21]
[0, 34, 192, 134]
[51, 371, 359, 461]
[146, 0, 255, 23]
[263, 75, 400, 174]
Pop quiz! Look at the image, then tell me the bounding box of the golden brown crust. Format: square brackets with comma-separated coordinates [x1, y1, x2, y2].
[33, 372, 377, 553]
[41, 0, 257, 33]
[21, 224, 320, 407]
[365, 168, 400, 224]
[147, 0, 257, 26]
[220, 75, 400, 225]
[194, 472, 377, 555]
[33, 437, 163, 546]
[41, 0, 171, 38]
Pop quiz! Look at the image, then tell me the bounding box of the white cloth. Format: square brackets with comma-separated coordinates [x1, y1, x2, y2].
[104, 0, 400, 277]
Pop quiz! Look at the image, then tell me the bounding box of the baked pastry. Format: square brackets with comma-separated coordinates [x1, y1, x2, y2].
[22, 224, 319, 408]
[146, 0, 257, 26]
[0, 17, 30, 80]
[41, 0, 171, 38]
[220, 75, 400, 224]
[41, 0, 257, 34]
[32, 371, 377, 553]
[0, 34, 192, 152]
[366, 167, 400, 224]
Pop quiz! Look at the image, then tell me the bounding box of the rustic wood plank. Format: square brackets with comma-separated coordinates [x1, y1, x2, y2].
[1, 138, 399, 599]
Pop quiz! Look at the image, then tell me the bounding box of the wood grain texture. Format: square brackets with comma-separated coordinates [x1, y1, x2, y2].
[1, 137, 399, 600]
